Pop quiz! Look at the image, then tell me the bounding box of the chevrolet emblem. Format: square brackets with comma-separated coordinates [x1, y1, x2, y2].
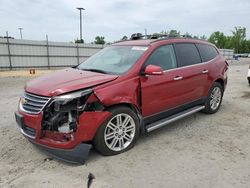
[21, 98, 28, 105]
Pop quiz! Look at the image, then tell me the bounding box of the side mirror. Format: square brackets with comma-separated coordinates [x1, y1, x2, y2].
[144, 65, 163, 75]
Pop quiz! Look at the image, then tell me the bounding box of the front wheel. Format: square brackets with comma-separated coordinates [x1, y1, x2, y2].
[203, 82, 223, 114]
[93, 106, 139, 156]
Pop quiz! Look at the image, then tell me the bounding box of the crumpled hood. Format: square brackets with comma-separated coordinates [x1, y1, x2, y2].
[25, 68, 118, 96]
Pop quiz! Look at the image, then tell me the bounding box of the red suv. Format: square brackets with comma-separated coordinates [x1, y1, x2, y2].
[15, 37, 228, 164]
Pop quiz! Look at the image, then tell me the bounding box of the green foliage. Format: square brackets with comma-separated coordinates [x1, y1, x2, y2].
[231, 27, 246, 53]
[121, 36, 128, 41]
[152, 33, 161, 38]
[169, 30, 180, 37]
[94, 36, 106, 44]
[208, 27, 250, 53]
[75, 38, 84, 44]
[200, 35, 207, 40]
[157, 27, 250, 53]
[208, 31, 228, 48]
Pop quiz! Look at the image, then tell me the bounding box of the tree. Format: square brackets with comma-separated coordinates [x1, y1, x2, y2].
[151, 33, 161, 38]
[208, 31, 226, 48]
[183, 32, 192, 38]
[168, 30, 180, 37]
[121, 36, 128, 41]
[75, 38, 84, 43]
[94, 36, 106, 44]
[231, 27, 246, 53]
[130, 33, 143, 39]
[200, 35, 207, 40]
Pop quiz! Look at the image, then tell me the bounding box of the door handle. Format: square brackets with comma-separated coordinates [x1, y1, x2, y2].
[202, 70, 209, 74]
[174, 76, 183, 81]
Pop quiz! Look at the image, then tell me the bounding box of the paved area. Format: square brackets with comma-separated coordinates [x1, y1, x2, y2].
[0, 60, 250, 188]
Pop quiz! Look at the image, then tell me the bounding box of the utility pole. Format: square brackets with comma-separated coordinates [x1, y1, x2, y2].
[18, 27, 23, 39]
[77, 7, 85, 43]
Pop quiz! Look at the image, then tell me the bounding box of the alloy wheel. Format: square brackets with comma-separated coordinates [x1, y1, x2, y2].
[104, 113, 136, 152]
[210, 87, 222, 110]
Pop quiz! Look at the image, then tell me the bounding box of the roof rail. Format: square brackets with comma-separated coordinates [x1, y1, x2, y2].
[113, 33, 207, 44]
[130, 33, 190, 40]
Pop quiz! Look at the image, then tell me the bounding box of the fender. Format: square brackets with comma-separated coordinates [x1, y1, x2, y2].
[94, 77, 141, 111]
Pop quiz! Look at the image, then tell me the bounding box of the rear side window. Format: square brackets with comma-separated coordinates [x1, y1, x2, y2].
[145, 45, 177, 70]
[175, 43, 201, 67]
[196, 44, 218, 62]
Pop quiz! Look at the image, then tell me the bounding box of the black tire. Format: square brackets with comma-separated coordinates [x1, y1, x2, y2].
[93, 106, 140, 156]
[202, 82, 224, 114]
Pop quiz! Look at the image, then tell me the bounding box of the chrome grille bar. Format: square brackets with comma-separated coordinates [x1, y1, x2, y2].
[20, 92, 51, 114]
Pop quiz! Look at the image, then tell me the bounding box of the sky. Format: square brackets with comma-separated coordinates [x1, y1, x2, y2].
[0, 0, 250, 43]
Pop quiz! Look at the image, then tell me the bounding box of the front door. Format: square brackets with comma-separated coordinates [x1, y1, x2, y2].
[140, 44, 191, 118]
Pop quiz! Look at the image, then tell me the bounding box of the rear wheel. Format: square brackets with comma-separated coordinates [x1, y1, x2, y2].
[93, 106, 139, 156]
[203, 82, 223, 114]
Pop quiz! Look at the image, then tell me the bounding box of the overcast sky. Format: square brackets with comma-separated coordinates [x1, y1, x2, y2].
[0, 0, 250, 43]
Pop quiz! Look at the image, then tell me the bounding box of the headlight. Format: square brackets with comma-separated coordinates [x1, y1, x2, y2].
[52, 89, 92, 111]
[53, 89, 92, 100]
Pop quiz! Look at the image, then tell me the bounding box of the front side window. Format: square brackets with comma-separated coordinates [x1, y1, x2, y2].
[78, 46, 148, 75]
[144, 45, 177, 70]
[196, 44, 218, 62]
[175, 43, 201, 67]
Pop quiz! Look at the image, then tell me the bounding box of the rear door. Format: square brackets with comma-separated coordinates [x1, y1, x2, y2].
[196, 43, 220, 96]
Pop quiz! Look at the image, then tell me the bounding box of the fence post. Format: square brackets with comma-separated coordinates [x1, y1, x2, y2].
[76, 43, 80, 65]
[6, 31, 12, 70]
[46, 35, 50, 69]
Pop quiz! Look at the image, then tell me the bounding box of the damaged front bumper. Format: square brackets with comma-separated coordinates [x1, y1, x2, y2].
[15, 111, 92, 164]
[29, 139, 92, 164]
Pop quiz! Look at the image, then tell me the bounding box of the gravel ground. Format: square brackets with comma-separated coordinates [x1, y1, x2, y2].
[0, 60, 250, 188]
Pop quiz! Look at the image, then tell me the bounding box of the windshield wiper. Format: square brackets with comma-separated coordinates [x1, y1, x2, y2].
[81, 68, 108, 74]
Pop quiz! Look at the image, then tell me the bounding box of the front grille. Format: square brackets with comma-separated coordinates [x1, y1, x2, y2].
[20, 92, 51, 114]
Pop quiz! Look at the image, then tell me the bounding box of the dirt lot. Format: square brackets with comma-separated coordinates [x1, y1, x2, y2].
[0, 60, 250, 188]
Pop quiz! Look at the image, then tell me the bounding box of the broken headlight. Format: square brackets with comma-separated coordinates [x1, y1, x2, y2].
[52, 89, 92, 112]
[42, 89, 92, 133]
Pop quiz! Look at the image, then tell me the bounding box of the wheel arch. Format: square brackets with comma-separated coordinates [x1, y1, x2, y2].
[103, 103, 144, 134]
[105, 103, 142, 120]
[214, 78, 225, 91]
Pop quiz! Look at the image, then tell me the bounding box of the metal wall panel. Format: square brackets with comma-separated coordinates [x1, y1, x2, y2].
[10, 45, 47, 55]
[79, 47, 100, 57]
[0, 57, 9, 67]
[11, 57, 48, 67]
[49, 57, 77, 66]
[219, 49, 234, 60]
[0, 44, 8, 55]
[49, 46, 77, 56]
[0, 38, 104, 69]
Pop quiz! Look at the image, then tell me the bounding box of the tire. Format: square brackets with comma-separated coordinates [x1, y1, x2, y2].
[202, 82, 224, 114]
[93, 106, 140, 156]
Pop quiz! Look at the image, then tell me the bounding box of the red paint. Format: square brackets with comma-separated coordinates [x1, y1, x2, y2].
[144, 65, 164, 75]
[17, 38, 228, 150]
[25, 68, 118, 96]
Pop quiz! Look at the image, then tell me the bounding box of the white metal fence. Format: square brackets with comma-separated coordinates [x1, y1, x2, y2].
[219, 49, 234, 60]
[0, 38, 235, 70]
[0, 38, 104, 70]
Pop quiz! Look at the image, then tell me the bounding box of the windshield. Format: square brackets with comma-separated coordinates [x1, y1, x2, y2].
[77, 46, 148, 75]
